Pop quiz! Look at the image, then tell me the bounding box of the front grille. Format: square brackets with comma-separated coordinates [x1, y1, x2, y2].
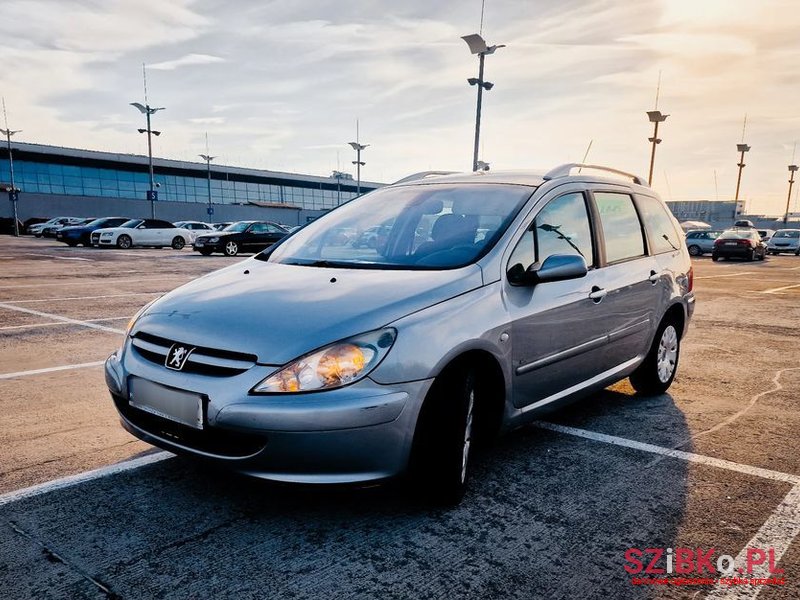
[113, 394, 266, 458]
[131, 331, 257, 377]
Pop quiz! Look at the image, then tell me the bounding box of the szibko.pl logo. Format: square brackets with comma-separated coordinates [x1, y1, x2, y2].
[624, 547, 784, 576]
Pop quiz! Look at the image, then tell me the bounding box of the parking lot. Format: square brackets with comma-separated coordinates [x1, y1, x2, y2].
[1, 235, 799, 599]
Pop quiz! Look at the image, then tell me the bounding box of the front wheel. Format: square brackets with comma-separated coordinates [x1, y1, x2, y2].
[687, 245, 701, 257]
[410, 366, 476, 505]
[116, 235, 132, 249]
[171, 236, 185, 250]
[224, 241, 239, 256]
[630, 320, 680, 395]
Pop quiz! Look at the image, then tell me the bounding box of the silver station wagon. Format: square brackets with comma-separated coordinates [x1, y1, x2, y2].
[105, 165, 695, 504]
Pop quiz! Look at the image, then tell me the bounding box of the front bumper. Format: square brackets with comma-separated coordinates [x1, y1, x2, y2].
[193, 239, 224, 252]
[104, 344, 430, 484]
[767, 245, 799, 253]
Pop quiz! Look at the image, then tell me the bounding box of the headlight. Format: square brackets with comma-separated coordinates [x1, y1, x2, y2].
[252, 328, 396, 393]
[206, 237, 219, 243]
[101, 232, 112, 237]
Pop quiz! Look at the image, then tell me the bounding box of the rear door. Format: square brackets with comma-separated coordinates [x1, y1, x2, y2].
[151, 220, 177, 245]
[588, 189, 663, 370]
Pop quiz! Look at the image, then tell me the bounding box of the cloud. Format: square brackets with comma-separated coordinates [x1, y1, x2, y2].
[149, 54, 225, 71]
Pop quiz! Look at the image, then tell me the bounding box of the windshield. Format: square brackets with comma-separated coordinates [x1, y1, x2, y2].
[118, 219, 143, 229]
[223, 222, 252, 233]
[265, 183, 534, 269]
[774, 230, 800, 238]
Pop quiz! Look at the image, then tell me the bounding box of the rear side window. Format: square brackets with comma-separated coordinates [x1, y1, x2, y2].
[636, 195, 682, 254]
[593, 192, 646, 263]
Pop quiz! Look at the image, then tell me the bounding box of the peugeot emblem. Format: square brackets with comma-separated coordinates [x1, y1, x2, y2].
[166, 344, 194, 371]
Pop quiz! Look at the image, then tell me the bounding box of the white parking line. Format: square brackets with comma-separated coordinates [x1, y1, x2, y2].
[695, 272, 754, 280]
[26, 253, 94, 262]
[0, 276, 184, 290]
[5, 292, 158, 304]
[705, 485, 800, 599]
[761, 283, 800, 294]
[533, 421, 800, 484]
[0, 452, 172, 507]
[0, 360, 106, 380]
[0, 302, 125, 334]
[0, 317, 129, 332]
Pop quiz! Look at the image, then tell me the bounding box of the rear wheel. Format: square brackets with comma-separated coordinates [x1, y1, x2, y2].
[198, 248, 213, 256]
[747, 249, 755, 261]
[687, 245, 701, 257]
[171, 236, 185, 250]
[117, 235, 132, 249]
[630, 319, 680, 395]
[711, 254, 719, 262]
[224, 241, 239, 256]
[410, 366, 477, 505]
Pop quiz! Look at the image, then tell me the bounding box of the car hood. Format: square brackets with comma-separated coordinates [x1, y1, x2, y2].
[132, 259, 484, 364]
[196, 231, 235, 239]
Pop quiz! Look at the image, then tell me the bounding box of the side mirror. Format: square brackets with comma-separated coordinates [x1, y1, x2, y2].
[137, 224, 146, 229]
[508, 254, 588, 286]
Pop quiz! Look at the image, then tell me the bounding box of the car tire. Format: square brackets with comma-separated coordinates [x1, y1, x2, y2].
[687, 245, 701, 257]
[171, 236, 185, 250]
[746, 249, 755, 261]
[199, 249, 213, 256]
[117, 235, 132, 249]
[410, 365, 476, 505]
[711, 254, 719, 262]
[67, 241, 77, 247]
[224, 241, 239, 256]
[630, 319, 681, 396]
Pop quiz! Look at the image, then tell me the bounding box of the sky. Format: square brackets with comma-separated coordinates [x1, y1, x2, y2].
[2, 0, 800, 215]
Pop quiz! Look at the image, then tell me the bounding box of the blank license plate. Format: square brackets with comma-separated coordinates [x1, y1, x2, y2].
[129, 377, 204, 429]
[724, 242, 738, 246]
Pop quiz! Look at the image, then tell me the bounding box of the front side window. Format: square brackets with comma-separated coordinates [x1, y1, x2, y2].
[593, 192, 646, 263]
[508, 192, 594, 271]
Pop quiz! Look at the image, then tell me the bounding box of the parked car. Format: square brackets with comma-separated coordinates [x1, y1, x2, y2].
[57, 217, 129, 247]
[352, 224, 392, 249]
[766, 229, 800, 255]
[712, 228, 767, 261]
[42, 217, 94, 238]
[734, 219, 755, 228]
[684, 229, 722, 256]
[192, 221, 289, 256]
[91, 219, 193, 249]
[106, 165, 694, 504]
[28, 217, 82, 237]
[173, 221, 215, 241]
[757, 229, 776, 242]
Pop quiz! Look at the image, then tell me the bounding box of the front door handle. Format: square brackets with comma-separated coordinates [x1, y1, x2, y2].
[648, 270, 660, 284]
[589, 286, 607, 302]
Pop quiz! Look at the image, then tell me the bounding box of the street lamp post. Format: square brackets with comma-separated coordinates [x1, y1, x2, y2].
[130, 101, 164, 219]
[784, 165, 798, 226]
[199, 153, 215, 220]
[348, 143, 368, 195]
[462, 33, 504, 172]
[0, 126, 21, 236]
[646, 110, 668, 186]
[734, 143, 751, 205]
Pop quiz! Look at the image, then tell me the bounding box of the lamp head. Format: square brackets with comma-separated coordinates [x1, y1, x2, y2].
[646, 110, 669, 123]
[737, 144, 751, 153]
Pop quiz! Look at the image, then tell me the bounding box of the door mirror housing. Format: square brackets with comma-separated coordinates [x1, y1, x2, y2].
[508, 254, 588, 286]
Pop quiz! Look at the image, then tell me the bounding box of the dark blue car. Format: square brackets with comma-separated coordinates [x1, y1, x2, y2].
[57, 217, 129, 247]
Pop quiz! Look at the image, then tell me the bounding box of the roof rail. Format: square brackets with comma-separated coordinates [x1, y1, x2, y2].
[542, 163, 648, 186]
[393, 171, 458, 185]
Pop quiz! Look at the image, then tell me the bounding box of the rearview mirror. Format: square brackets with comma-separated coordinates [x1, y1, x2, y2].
[507, 254, 588, 286]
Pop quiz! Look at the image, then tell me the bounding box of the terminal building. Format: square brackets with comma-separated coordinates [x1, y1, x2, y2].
[0, 142, 382, 226]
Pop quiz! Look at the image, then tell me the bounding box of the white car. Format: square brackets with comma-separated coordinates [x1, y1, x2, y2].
[173, 221, 215, 241]
[28, 216, 83, 237]
[91, 218, 193, 249]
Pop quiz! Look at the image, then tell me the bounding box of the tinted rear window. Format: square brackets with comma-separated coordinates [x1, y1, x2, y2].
[635, 195, 682, 254]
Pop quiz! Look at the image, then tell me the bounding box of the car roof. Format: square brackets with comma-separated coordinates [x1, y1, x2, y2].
[391, 167, 651, 191]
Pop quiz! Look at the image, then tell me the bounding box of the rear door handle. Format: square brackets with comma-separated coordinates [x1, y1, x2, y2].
[648, 270, 660, 284]
[589, 286, 607, 302]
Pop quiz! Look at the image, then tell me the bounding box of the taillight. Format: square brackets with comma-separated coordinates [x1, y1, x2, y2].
[714, 239, 723, 245]
[688, 266, 694, 292]
[737, 239, 752, 247]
